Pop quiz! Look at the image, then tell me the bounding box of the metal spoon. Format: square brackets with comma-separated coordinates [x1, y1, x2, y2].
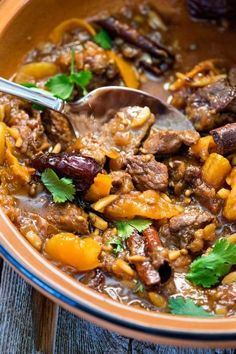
[0, 77, 195, 137]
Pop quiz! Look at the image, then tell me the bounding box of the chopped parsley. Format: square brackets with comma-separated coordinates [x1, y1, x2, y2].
[94, 29, 112, 49]
[134, 280, 145, 293]
[169, 296, 214, 317]
[45, 48, 92, 100]
[109, 218, 152, 254]
[41, 168, 76, 203]
[186, 238, 236, 288]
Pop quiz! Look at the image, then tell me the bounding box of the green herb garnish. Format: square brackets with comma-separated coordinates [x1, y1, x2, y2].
[169, 296, 214, 317]
[94, 29, 112, 49]
[108, 238, 124, 255]
[45, 48, 92, 100]
[109, 218, 152, 254]
[134, 280, 145, 293]
[186, 238, 236, 288]
[21, 82, 38, 88]
[116, 219, 152, 239]
[41, 168, 76, 203]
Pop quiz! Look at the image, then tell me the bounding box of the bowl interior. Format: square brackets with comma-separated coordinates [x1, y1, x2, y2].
[0, 0, 236, 347]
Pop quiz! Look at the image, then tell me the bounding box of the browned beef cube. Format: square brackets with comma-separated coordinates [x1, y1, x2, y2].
[141, 128, 199, 155]
[126, 154, 168, 191]
[186, 79, 236, 131]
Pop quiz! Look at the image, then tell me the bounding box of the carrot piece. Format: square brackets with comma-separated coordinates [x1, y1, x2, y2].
[85, 173, 112, 202]
[190, 135, 216, 161]
[15, 62, 59, 83]
[45, 233, 101, 271]
[107, 50, 139, 89]
[224, 184, 236, 220]
[104, 190, 182, 220]
[202, 153, 231, 190]
[0, 122, 6, 164]
[49, 18, 96, 44]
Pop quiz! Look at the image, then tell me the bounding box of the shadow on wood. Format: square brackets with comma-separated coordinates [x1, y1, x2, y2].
[31, 289, 59, 354]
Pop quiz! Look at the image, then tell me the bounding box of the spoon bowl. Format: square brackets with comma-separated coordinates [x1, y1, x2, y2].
[0, 78, 195, 138]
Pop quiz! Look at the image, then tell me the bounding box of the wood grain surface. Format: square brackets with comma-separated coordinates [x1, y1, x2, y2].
[0, 259, 235, 354]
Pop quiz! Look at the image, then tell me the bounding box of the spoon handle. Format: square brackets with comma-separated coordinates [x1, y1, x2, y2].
[0, 77, 64, 112]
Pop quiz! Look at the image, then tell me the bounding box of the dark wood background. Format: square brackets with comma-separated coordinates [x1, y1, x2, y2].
[0, 258, 235, 354]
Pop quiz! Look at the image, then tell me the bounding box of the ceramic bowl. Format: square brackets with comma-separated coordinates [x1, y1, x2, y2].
[0, 0, 236, 347]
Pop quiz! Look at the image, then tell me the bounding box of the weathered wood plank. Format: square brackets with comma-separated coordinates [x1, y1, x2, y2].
[31, 288, 59, 354]
[55, 307, 130, 354]
[0, 261, 36, 354]
[1, 261, 235, 354]
[0, 256, 3, 282]
[0, 262, 130, 354]
[130, 340, 236, 354]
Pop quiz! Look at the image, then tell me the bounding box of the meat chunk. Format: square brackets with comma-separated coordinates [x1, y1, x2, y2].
[193, 178, 223, 214]
[78, 106, 155, 165]
[14, 210, 59, 239]
[141, 128, 199, 155]
[83, 41, 112, 74]
[110, 170, 134, 194]
[45, 202, 89, 234]
[127, 231, 161, 286]
[184, 164, 223, 214]
[186, 79, 236, 131]
[1, 95, 49, 160]
[167, 157, 222, 213]
[52, 40, 119, 85]
[76, 135, 107, 165]
[42, 110, 74, 149]
[126, 154, 168, 191]
[83, 269, 105, 292]
[159, 207, 214, 249]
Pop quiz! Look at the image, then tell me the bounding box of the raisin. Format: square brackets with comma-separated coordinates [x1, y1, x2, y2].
[31, 152, 101, 191]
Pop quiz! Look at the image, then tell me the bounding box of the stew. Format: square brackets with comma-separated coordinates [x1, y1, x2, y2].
[0, 2, 236, 317]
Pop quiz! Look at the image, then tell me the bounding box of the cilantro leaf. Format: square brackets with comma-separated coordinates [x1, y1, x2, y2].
[21, 82, 38, 88]
[45, 48, 92, 100]
[108, 238, 124, 254]
[94, 30, 112, 49]
[186, 238, 236, 288]
[169, 296, 214, 317]
[115, 221, 134, 240]
[115, 219, 152, 239]
[46, 74, 73, 100]
[134, 280, 145, 293]
[32, 103, 46, 111]
[109, 218, 152, 254]
[41, 168, 76, 203]
[71, 70, 92, 95]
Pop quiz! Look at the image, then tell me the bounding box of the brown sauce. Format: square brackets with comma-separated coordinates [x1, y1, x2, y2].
[0, 2, 236, 317]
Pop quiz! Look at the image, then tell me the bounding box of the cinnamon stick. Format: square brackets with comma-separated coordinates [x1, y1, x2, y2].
[210, 123, 236, 155]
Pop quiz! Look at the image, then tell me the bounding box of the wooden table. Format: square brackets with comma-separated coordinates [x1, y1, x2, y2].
[0, 259, 235, 354]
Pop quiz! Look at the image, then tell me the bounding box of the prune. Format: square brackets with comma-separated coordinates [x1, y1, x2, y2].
[187, 0, 236, 19]
[31, 153, 101, 191]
